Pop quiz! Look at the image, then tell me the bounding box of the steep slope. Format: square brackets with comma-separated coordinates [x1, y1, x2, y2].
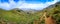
[33, 2, 60, 24]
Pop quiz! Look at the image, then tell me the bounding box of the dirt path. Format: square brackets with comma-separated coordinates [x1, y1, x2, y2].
[44, 12, 56, 24]
[45, 16, 56, 24]
[33, 12, 56, 24]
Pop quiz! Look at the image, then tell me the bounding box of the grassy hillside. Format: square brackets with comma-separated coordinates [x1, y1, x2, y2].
[0, 8, 40, 24]
[0, 2, 60, 24]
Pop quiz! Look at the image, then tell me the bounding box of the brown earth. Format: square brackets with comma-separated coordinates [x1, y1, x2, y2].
[45, 16, 56, 24]
[33, 12, 57, 24]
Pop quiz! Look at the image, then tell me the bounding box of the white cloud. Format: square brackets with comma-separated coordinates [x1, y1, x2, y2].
[0, 0, 59, 10]
[18, 0, 59, 10]
[0, 3, 10, 10]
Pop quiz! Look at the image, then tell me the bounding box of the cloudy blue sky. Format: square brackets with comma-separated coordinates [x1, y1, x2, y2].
[0, 0, 60, 10]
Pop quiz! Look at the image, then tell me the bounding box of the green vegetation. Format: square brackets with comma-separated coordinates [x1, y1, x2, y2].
[0, 8, 40, 24]
[0, 2, 60, 24]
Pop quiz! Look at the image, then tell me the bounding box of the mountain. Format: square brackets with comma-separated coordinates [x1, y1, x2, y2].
[0, 1, 60, 24]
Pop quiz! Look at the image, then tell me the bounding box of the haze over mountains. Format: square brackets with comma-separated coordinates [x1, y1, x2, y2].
[0, 0, 60, 10]
[0, 1, 60, 12]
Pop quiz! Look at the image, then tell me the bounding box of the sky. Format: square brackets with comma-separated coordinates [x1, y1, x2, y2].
[0, 0, 60, 10]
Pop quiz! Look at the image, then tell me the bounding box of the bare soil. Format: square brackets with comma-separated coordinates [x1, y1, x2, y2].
[45, 16, 56, 24]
